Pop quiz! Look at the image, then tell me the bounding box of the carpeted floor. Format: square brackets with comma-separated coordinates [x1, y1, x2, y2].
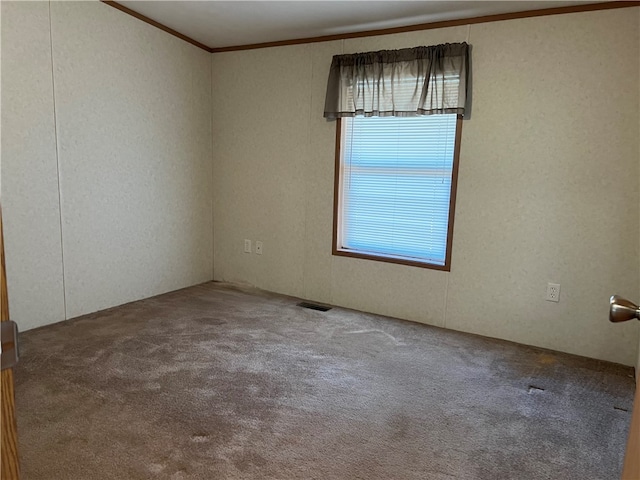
[14, 282, 635, 479]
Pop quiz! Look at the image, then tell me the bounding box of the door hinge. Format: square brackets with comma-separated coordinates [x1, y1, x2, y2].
[1, 321, 19, 370]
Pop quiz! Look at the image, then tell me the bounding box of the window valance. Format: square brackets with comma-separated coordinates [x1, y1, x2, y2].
[323, 43, 470, 120]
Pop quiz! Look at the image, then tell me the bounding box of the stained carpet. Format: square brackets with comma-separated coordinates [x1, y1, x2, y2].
[14, 282, 635, 479]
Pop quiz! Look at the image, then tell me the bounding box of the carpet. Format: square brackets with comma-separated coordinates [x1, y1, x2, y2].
[14, 282, 635, 479]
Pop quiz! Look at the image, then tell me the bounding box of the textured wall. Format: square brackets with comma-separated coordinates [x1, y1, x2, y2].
[3, 2, 638, 364]
[212, 8, 640, 365]
[1, 1, 65, 330]
[50, 2, 213, 318]
[1, 1, 213, 326]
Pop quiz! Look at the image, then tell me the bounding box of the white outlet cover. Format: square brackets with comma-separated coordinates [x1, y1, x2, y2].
[255, 241, 263, 255]
[244, 239, 252, 253]
[546, 283, 560, 302]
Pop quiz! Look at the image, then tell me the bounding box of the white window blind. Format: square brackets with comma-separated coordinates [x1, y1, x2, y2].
[339, 114, 458, 266]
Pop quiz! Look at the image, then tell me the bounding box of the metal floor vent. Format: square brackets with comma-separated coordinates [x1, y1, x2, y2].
[527, 385, 545, 394]
[297, 301, 332, 312]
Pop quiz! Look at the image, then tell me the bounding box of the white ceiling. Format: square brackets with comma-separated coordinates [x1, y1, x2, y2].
[117, 1, 598, 50]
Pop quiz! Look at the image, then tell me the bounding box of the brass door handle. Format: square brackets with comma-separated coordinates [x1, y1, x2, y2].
[610, 296, 640, 323]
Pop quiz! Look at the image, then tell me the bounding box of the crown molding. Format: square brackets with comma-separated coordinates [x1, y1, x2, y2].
[101, 1, 639, 54]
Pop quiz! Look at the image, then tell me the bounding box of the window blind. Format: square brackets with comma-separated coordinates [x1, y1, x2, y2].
[340, 114, 458, 266]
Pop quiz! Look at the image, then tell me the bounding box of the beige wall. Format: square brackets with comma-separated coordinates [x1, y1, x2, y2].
[2, 2, 638, 365]
[1, 1, 213, 328]
[212, 8, 640, 365]
[1, 1, 65, 329]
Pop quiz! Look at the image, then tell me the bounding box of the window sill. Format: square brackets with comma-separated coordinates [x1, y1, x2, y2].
[332, 247, 450, 272]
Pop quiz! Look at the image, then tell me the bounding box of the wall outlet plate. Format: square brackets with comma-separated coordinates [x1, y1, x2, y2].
[255, 241, 263, 255]
[244, 239, 251, 253]
[546, 283, 560, 302]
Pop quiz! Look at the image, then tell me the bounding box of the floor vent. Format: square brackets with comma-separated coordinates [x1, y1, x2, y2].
[527, 385, 545, 394]
[613, 406, 628, 412]
[297, 302, 332, 312]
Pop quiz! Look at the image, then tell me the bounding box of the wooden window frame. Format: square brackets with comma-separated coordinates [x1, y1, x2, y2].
[332, 115, 463, 272]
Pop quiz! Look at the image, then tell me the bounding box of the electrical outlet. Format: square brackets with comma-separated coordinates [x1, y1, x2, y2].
[546, 283, 560, 302]
[255, 241, 263, 255]
[244, 239, 252, 253]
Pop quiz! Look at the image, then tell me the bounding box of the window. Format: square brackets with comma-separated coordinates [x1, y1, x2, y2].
[324, 43, 469, 270]
[333, 114, 462, 270]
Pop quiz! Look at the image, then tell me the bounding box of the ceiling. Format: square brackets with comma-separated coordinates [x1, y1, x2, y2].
[116, 1, 600, 50]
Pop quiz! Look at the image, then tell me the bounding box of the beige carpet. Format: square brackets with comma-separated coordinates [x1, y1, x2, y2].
[14, 282, 635, 479]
